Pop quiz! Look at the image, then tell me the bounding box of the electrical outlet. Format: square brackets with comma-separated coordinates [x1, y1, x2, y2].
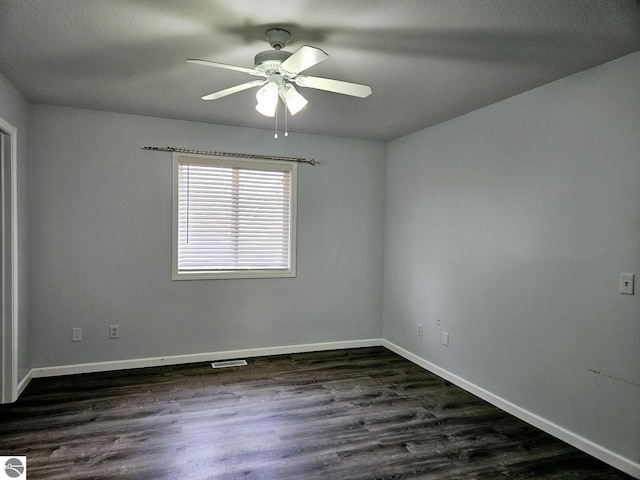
[417, 323, 423, 336]
[109, 325, 120, 339]
[72, 327, 82, 342]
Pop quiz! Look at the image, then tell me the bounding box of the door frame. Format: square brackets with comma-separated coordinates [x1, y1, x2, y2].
[0, 116, 18, 404]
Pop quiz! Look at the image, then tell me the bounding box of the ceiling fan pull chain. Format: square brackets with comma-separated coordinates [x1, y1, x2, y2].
[274, 100, 279, 139]
[285, 101, 289, 138]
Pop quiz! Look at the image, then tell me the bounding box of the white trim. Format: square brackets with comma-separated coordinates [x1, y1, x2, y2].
[30, 338, 383, 378]
[383, 340, 640, 479]
[16, 369, 32, 398]
[0, 117, 18, 404]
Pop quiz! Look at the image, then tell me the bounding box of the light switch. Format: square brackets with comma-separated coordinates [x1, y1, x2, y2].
[620, 273, 634, 295]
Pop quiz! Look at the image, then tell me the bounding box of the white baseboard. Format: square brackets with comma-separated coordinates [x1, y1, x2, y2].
[16, 370, 32, 398]
[30, 338, 383, 379]
[383, 340, 640, 479]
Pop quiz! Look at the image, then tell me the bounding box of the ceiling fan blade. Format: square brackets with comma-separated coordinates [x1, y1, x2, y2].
[187, 59, 263, 77]
[294, 75, 372, 98]
[280, 46, 328, 75]
[201, 80, 267, 100]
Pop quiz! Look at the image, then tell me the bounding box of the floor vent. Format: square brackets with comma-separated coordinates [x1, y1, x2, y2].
[211, 359, 248, 369]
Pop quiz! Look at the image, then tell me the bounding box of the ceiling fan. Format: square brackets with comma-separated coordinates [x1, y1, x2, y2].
[188, 28, 372, 119]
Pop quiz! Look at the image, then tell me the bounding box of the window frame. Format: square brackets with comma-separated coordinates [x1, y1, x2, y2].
[171, 153, 297, 280]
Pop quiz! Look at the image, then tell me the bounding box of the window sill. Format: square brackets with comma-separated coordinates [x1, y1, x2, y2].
[172, 268, 296, 281]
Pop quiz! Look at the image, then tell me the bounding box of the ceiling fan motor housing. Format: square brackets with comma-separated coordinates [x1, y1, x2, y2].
[254, 50, 293, 74]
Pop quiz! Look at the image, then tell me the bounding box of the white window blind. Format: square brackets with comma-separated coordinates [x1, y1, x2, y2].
[172, 154, 297, 280]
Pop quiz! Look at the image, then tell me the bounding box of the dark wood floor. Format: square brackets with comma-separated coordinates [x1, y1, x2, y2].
[0, 347, 633, 479]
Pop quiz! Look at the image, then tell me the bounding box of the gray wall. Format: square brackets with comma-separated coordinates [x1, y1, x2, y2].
[8, 49, 639, 471]
[0, 72, 30, 383]
[384, 52, 640, 464]
[30, 105, 386, 367]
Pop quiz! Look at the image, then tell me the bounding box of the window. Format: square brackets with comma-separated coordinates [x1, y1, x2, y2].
[172, 153, 297, 280]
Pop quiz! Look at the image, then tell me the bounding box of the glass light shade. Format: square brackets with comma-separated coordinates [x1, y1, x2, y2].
[283, 84, 308, 115]
[255, 82, 279, 117]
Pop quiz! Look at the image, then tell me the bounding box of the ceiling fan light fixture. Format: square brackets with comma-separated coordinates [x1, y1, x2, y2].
[255, 81, 279, 117]
[282, 84, 308, 115]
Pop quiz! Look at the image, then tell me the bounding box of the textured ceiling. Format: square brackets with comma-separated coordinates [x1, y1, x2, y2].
[0, 0, 639, 141]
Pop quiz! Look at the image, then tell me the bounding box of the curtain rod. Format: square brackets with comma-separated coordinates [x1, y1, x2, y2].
[141, 146, 318, 165]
